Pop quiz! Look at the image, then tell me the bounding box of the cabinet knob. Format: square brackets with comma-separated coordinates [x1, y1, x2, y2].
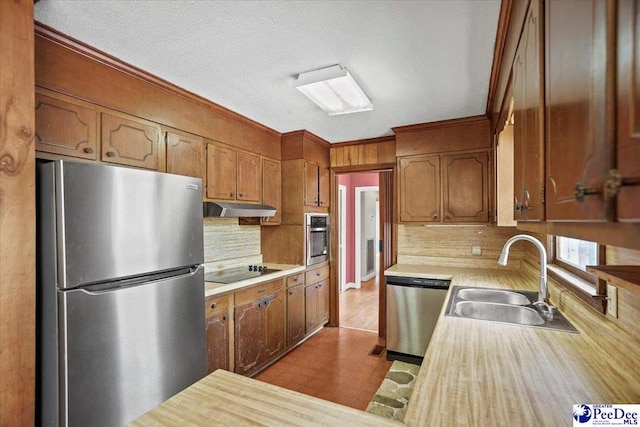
[289, 291, 293, 295]
[239, 193, 243, 197]
[604, 169, 640, 200]
[230, 193, 234, 197]
[222, 315, 227, 321]
[316, 272, 320, 276]
[83, 147, 94, 154]
[106, 151, 116, 158]
[211, 303, 217, 309]
[258, 288, 266, 294]
[432, 214, 439, 219]
[574, 182, 601, 202]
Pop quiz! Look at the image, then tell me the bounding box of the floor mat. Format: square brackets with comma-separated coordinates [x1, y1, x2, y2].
[365, 360, 421, 421]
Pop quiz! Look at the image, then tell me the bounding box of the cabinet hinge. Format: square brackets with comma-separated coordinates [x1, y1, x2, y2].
[541, 186, 545, 205]
[232, 309, 235, 321]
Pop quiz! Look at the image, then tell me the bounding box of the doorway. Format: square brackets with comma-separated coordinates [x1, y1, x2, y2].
[337, 173, 380, 332]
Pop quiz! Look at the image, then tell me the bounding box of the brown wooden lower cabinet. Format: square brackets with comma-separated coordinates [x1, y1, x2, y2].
[305, 279, 329, 334]
[233, 279, 285, 377]
[204, 295, 231, 374]
[286, 283, 306, 347]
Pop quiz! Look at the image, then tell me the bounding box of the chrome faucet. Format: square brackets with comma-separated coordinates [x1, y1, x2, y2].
[498, 235, 553, 313]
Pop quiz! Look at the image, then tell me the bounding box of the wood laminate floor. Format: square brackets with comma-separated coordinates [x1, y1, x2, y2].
[254, 327, 392, 411]
[339, 275, 379, 332]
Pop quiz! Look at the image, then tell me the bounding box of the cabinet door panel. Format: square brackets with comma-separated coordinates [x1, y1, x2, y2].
[287, 284, 305, 347]
[442, 152, 489, 222]
[262, 159, 281, 225]
[305, 285, 319, 334]
[263, 291, 285, 359]
[237, 151, 261, 202]
[513, 0, 545, 221]
[166, 131, 203, 179]
[234, 302, 262, 375]
[399, 155, 440, 222]
[545, 0, 613, 220]
[304, 162, 319, 207]
[317, 280, 329, 326]
[101, 112, 160, 170]
[617, 0, 640, 221]
[318, 167, 330, 207]
[207, 144, 237, 200]
[205, 311, 229, 373]
[35, 93, 98, 160]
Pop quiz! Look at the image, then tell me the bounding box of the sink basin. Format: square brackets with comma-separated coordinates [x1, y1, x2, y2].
[444, 286, 578, 333]
[457, 288, 532, 305]
[454, 301, 545, 326]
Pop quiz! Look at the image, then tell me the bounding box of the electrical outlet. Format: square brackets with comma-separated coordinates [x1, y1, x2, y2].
[606, 284, 618, 318]
[471, 244, 482, 256]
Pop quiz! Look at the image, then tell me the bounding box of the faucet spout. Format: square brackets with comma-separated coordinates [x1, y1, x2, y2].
[498, 234, 548, 304]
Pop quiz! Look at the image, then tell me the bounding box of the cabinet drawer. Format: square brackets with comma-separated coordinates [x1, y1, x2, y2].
[286, 273, 305, 288]
[235, 278, 284, 306]
[204, 295, 230, 318]
[305, 265, 329, 286]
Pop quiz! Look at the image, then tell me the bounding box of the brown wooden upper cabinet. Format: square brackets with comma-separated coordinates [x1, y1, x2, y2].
[512, 0, 544, 222]
[304, 162, 329, 207]
[399, 150, 490, 224]
[165, 129, 204, 179]
[206, 142, 262, 203]
[35, 91, 98, 160]
[101, 112, 162, 171]
[617, 0, 640, 221]
[545, 0, 614, 221]
[262, 158, 281, 225]
[399, 155, 440, 222]
[442, 151, 490, 223]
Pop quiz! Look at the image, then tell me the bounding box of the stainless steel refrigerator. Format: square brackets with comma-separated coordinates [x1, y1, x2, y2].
[37, 160, 206, 427]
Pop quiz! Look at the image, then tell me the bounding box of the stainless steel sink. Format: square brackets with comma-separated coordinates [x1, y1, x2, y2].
[445, 286, 578, 333]
[454, 301, 545, 326]
[457, 288, 532, 305]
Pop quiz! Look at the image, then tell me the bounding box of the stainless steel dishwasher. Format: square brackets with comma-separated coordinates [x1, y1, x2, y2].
[386, 276, 450, 364]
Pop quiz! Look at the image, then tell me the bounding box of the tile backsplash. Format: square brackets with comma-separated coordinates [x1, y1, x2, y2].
[203, 218, 261, 271]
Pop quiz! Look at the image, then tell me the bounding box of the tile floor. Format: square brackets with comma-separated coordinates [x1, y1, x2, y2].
[254, 327, 392, 410]
[339, 275, 379, 332]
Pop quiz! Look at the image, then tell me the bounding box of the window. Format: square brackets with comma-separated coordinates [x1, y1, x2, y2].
[548, 235, 606, 312]
[556, 236, 598, 272]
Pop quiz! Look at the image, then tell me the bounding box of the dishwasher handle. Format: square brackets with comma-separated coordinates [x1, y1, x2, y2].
[386, 276, 450, 289]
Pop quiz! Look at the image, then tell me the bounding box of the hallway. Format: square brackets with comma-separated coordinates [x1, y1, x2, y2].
[339, 276, 379, 332]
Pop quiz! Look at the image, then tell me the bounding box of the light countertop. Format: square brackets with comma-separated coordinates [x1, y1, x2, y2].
[204, 263, 305, 297]
[134, 264, 640, 426]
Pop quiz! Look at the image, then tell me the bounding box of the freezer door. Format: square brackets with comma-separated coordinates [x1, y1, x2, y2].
[49, 160, 204, 289]
[59, 266, 205, 427]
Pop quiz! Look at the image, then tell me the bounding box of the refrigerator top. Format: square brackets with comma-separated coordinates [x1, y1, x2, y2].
[41, 160, 204, 289]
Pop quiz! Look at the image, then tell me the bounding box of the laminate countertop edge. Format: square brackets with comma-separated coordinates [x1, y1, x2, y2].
[204, 264, 305, 297]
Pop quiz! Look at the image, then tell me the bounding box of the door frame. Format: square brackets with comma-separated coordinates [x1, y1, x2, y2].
[338, 184, 347, 292]
[330, 166, 395, 339]
[354, 185, 379, 289]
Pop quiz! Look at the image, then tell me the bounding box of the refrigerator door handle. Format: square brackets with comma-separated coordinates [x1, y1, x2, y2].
[80, 266, 203, 294]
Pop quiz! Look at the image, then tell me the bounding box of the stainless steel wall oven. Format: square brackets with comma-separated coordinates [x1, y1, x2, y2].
[305, 213, 329, 266]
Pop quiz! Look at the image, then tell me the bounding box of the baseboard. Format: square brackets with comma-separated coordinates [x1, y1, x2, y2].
[342, 282, 358, 291]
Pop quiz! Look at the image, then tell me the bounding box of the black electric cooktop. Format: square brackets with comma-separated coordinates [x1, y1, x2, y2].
[204, 265, 281, 284]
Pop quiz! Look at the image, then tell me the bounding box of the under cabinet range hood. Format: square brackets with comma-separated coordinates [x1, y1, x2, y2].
[203, 202, 277, 218]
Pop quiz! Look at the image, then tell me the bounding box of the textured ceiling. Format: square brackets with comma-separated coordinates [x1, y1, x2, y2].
[34, 0, 501, 143]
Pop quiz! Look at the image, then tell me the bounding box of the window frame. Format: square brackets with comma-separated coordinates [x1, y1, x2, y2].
[547, 235, 607, 313]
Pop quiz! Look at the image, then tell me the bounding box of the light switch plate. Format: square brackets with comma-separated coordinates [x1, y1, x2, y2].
[471, 244, 482, 256]
[606, 284, 618, 318]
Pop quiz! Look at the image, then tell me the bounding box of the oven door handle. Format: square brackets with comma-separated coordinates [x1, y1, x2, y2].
[308, 227, 327, 232]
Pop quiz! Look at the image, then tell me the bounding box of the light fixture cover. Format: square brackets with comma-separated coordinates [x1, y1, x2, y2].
[294, 65, 373, 116]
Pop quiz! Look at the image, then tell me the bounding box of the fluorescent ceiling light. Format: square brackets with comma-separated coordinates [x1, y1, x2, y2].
[294, 65, 373, 116]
